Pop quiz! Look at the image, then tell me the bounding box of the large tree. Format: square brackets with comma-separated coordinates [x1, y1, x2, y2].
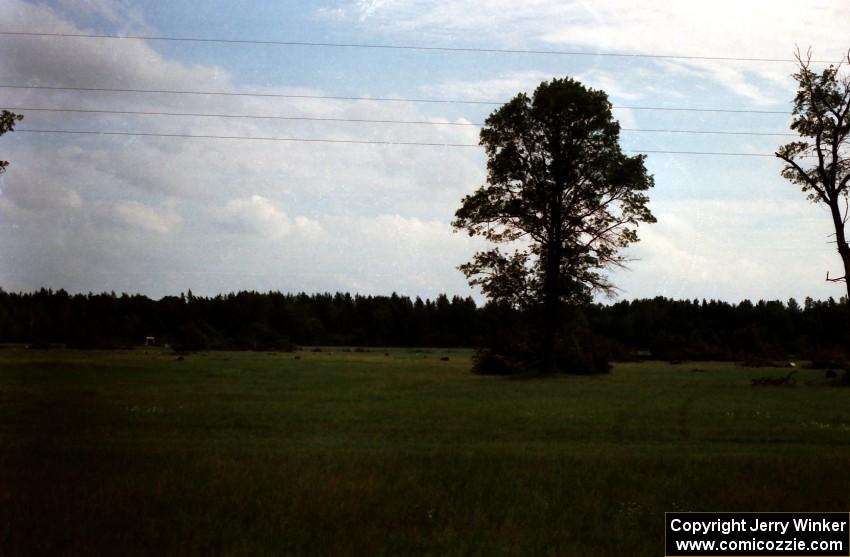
[1, 110, 23, 174]
[776, 50, 850, 299]
[453, 78, 655, 370]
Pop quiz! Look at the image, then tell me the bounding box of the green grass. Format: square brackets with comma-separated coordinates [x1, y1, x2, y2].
[1, 348, 849, 556]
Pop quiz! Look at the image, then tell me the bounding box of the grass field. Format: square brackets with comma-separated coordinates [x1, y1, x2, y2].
[1, 348, 849, 556]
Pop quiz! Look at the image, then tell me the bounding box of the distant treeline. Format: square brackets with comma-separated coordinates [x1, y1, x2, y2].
[1, 288, 848, 360]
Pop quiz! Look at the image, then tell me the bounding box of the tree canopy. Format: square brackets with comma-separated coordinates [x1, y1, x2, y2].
[453, 77, 654, 369]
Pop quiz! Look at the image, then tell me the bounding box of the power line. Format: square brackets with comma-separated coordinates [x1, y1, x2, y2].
[636, 149, 775, 157]
[0, 84, 500, 105]
[15, 128, 481, 147]
[0, 31, 840, 64]
[4, 106, 797, 136]
[14, 128, 782, 156]
[629, 128, 792, 137]
[5, 106, 480, 126]
[0, 84, 793, 114]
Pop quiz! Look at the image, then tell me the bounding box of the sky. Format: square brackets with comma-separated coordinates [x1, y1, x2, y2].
[1, 0, 849, 303]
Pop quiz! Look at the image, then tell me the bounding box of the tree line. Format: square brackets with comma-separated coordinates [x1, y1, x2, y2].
[2, 288, 848, 361]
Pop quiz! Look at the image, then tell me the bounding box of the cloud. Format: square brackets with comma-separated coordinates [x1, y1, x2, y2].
[419, 70, 551, 102]
[53, 0, 149, 32]
[0, 0, 488, 297]
[212, 195, 320, 239]
[418, 69, 643, 128]
[314, 213, 486, 295]
[100, 200, 180, 234]
[613, 198, 837, 301]
[325, 0, 850, 102]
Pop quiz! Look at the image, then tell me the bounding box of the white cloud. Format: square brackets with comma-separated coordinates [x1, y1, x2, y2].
[327, 0, 850, 102]
[212, 195, 320, 240]
[614, 198, 838, 301]
[419, 70, 552, 101]
[419, 69, 643, 127]
[105, 200, 180, 234]
[0, 0, 490, 297]
[54, 0, 149, 32]
[314, 213, 486, 295]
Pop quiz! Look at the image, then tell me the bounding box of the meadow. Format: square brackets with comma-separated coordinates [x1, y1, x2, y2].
[1, 348, 849, 556]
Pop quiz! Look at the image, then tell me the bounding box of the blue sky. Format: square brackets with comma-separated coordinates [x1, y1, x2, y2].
[1, 0, 849, 302]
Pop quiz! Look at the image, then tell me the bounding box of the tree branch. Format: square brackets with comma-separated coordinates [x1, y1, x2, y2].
[776, 152, 829, 202]
[826, 271, 847, 283]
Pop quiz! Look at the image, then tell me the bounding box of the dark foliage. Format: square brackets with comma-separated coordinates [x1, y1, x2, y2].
[0, 109, 23, 174]
[453, 77, 654, 370]
[555, 332, 613, 375]
[1, 290, 850, 363]
[806, 349, 849, 370]
[471, 311, 612, 375]
[471, 349, 522, 375]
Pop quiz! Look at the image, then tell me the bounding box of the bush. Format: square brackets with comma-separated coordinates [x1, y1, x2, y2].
[807, 349, 848, 370]
[471, 349, 522, 375]
[555, 333, 612, 375]
[471, 329, 612, 376]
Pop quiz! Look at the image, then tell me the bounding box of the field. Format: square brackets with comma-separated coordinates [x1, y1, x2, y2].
[1, 348, 849, 556]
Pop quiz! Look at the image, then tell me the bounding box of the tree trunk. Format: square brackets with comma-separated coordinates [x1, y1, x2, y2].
[839, 245, 850, 302]
[542, 181, 563, 373]
[828, 200, 850, 301]
[542, 253, 558, 372]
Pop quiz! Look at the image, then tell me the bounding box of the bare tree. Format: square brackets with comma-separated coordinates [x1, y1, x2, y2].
[776, 49, 850, 298]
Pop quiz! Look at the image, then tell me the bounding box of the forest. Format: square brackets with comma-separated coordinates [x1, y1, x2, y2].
[3, 288, 848, 363]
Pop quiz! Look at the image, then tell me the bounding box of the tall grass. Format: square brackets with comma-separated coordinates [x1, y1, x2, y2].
[1, 350, 848, 555]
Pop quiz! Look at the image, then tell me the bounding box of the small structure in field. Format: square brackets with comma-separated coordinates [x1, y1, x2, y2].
[144, 336, 155, 346]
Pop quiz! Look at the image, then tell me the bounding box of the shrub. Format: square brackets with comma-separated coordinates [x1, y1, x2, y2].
[471, 349, 522, 375]
[472, 329, 612, 376]
[554, 333, 612, 375]
[807, 349, 848, 370]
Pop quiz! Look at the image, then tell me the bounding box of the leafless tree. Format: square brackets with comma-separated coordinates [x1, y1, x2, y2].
[776, 48, 850, 298]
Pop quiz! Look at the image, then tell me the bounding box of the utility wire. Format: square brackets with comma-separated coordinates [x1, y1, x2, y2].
[3, 106, 797, 136]
[0, 84, 503, 105]
[4, 106, 480, 126]
[15, 128, 782, 156]
[0, 84, 793, 114]
[16, 128, 481, 147]
[0, 31, 841, 64]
